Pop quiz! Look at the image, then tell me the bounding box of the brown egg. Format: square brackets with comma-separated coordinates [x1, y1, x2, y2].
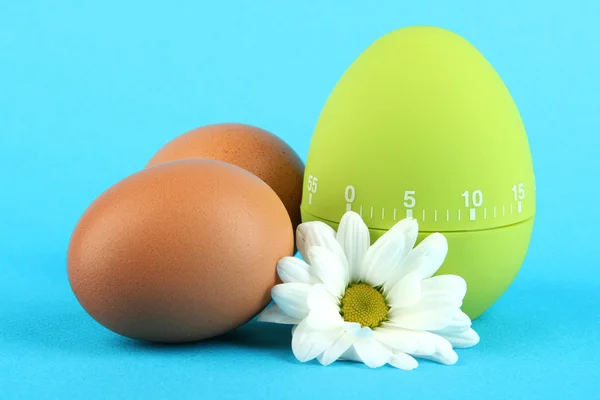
[67, 159, 294, 343]
[146, 123, 305, 235]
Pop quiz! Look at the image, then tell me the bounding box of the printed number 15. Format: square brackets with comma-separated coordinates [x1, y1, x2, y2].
[512, 183, 524, 200]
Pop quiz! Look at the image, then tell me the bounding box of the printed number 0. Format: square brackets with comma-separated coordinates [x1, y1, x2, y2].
[345, 185, 355, 202]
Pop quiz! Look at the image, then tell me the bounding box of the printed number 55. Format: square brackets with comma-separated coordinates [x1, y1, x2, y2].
[307, 175, 318, 193]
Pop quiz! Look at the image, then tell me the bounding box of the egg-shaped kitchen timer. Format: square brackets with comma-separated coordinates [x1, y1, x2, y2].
[300, 26, 536, 319]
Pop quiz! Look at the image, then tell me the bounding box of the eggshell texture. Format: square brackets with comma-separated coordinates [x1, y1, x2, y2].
[146, 123, 305, 234]
[67, 159, 294, 343]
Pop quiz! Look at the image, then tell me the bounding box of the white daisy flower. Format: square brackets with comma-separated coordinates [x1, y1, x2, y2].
[257, 211, 479, 370]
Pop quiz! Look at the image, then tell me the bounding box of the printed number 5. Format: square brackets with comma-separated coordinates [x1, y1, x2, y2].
[404, 191, 416, 208]
[307, 175, 318, 193]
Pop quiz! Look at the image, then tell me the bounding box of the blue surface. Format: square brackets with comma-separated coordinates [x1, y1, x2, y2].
[1, 1, 599, 398]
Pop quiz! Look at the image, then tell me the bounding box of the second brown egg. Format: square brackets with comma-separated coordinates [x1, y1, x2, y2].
[146, 123, 305, 235]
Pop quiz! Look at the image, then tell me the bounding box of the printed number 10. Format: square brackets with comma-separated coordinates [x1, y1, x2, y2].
[462, 190, 483, 207]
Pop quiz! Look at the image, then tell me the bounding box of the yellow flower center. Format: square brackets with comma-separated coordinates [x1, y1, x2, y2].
[339, 283, 390, 329]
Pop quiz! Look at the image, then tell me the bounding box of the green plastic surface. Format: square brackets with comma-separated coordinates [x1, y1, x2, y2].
[300, 26, 536, 319]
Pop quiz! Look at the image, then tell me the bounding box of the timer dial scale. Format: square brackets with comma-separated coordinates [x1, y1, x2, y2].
[300, 26, 536, 319]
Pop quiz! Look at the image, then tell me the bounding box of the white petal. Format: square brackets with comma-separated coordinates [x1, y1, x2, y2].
[256, 304, 302, 325]
[437, 328, 480, 348]
[361, 222, 410, 287]
[277, 257, 316, 284]
[296, 221, 336, 263]
[307, 284, 340, 314]
[410, 233, 449, 281]
[432, 310, 472, 335]
[374, 325, 434, 355]
[271, 283, 311, 320]
[305, 285, 344, 331]
[291, 319, 344, 362]
[386, 232, 448, 286]
[298, 221, 348, 271]
[388, 303, 456, 331]
[389, 351, 418, 370]
[317, 331, 356, 366]
[296, 222, 312, 263]
[336, 211, 370, 283]
[419, 348, 459, 365]
[386, 271, 421, 308]
[308, 246, 348, 297]
[339, 346, 361, 363]
[344, 322, 374, 340]
[388, 275, 467, 331]
[373, 325, 452, 356]
[429, 310, 478, 348]
[363, 218, 419, 287]
[421, 275, 467, 306]
[305, 307, 344, 331]
[353, 338, 392, 368]
[397, 218, 419, 254]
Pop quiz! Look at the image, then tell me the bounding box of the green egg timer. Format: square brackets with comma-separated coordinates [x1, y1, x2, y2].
[300, 26, 536, 320]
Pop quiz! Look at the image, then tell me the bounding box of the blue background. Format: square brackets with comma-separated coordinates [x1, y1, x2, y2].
[1, 1, 599, 398]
